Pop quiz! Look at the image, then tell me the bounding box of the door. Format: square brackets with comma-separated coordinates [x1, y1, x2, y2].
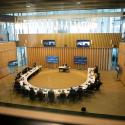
[111, 48, 118, 69]
[17, 47, 27, 67]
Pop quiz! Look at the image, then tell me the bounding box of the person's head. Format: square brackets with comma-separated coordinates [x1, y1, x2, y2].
[81, 107, 86, 112]
[95, 65, 98, 68]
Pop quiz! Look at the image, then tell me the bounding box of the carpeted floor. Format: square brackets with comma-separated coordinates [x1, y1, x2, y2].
[0, 68, 125, 116]
[29, 69, 87, 89]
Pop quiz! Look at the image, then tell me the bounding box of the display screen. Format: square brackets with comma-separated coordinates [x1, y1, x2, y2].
[47, 56, 58, 63]
[76, 40, 90, 47]
[8, 60, 18, 66]
[43, 40, 56, 47]
[74, 56, 87, 64]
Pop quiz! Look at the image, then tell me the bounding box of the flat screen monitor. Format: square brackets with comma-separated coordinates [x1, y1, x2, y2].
[8, 60, 18, 66]
[74, 56, 87, 64]
[47, 56, 58, 63]
[76, 40, 90, 47]
[43, 40, 56, 47]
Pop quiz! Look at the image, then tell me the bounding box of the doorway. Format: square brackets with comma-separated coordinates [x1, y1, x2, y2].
[111, 48, 118, 69]
[17, 47, 27, 67]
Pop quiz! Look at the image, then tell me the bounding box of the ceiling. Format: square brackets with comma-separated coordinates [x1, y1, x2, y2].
[0, 0, 125, 14]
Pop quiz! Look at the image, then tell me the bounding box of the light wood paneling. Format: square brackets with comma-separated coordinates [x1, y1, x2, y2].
[27, 47, 111, 70]
[18, 33, 121, 48]
[118, 42, 125, 84]
[0, 42, 17, 78]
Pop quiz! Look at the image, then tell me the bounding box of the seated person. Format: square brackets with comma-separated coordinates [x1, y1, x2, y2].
[33, 62, 37, 67]
[95, 72, 100, 82]
[63, 63, 69, 68]
[63, 63, 70, 72]
[21, 85, 29, 97]
[25, 67, 31, 72]
[68, 87, 77, 102]
[37, 89, 45, 101]
[22, 67, 29, 74]
[94, 79, 102, 90]
[94, 65, 98, 74]
[29, 88, 36, 100]
[76, 86, 84, 100]
[59, 90, 67, 103]
[47, 89, 55, 103]
[14, 80, 21, 93]
[15, 72, 22, 80]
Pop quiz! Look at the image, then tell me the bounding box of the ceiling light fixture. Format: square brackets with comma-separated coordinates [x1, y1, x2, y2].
[26, 0, 32, 8]
[26, 5, 31, 8]
[76, 2, 81, 5]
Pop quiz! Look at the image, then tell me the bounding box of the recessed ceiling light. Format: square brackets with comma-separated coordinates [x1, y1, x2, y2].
[26, 5, 31, 8]
[26, 2, 32, 8]
[76, 2, 81, 5]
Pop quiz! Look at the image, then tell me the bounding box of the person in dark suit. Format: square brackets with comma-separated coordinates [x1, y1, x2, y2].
[76, 86, 83, 100]
[48, 89, 55, 103]
[37, 89, 45, 101]
[14, 80, 21, 93]
[15, 72, 22, 80]
[59, 90, 67, 103]
[95, 72, 100, 82]
[94, 65, 98, 74]
[64, 64, 68, 67]
[94, 79, 102, 90]
[63, 63, 70, 72]
[29, 88, 36, 100]
[68, 87, 77, 102]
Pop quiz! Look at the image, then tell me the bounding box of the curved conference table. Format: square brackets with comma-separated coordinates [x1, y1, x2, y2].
[19, 66, 95, 95]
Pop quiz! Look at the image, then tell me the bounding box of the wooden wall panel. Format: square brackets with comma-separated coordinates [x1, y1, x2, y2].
[27, 47, 111, 70]
[19, 33, 121, 48]
[0, 42, 17, 78]
[118, 43, 125, 85]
